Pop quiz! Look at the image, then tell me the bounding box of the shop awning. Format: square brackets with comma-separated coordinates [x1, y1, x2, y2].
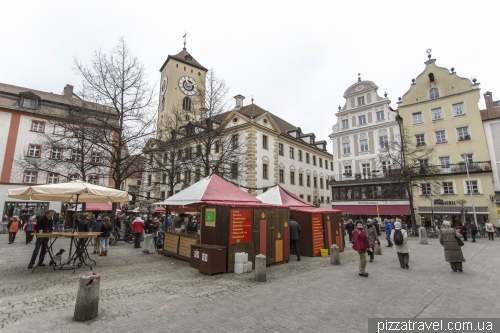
[417, 206, 490, 214]
[378, 205, 409, 215]
[332, 204, 410, 216]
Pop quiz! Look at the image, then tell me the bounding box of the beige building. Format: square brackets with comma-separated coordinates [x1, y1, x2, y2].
[397, 55, 497, 226]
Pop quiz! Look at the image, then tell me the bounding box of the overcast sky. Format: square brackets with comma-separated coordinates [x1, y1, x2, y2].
[2, 0, 499, 154]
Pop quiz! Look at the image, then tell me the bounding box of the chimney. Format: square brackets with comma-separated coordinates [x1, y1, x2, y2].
[234, 95, 245, 110]
[63, 84, 74, 98]
[484, 91, 495, 118]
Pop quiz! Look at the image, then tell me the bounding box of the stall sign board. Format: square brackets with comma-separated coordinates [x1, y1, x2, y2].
[178, 237, 198, 258]
[205, 208, 216, 227]
[201, 253, 208, 262]
[311, 214, 324, 256]
[229, 209, 252, 244]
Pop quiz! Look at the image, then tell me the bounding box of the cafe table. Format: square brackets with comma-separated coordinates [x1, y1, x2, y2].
[31, 232, 66, 273]
[62, 232, 102, 273]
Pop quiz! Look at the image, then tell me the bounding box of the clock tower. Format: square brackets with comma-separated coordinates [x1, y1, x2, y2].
[157, 47, 207, 137]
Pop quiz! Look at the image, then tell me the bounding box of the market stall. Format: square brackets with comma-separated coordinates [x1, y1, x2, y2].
[257, 185, 344, 256]
[155, 175, 290, 273]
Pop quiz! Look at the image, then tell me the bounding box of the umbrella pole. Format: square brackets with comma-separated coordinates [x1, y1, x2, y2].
[63, 194, 79, 268]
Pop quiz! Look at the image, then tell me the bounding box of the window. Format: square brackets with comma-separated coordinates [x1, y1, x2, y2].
[147, 175, 152, 186]
[177, 150, 182, 159]
[320, 196, 324, 203]
[379, 136, 388, 149]
[435, 130, 447, 143]
[160, 191, 166, 200]
[307, 195, 311, 203]
[413, 112, 423, 124]
[184, 170, 191, 184]
[71, 150, 82, 161]
[326, 177, 329, 189]
[231, 163, 238, 179]
[195, 169, 201, 182]
[431, 107, 443, 121]
[429, 88, 439, 100]
[47, 173, 59, 184]
[137, 180, 141, 186]
[176, 172, 181, 183]
[263, 164, 268, 179]
[146, 192, 151, 199]
[457, 127, 470, 140]
[24, 171, 37, 183]
[306, 175, 311, 187]
[28, 144, 41, 157]
[91, 152, 102, 163]
[320, 178, 324, 189]
[326, 197, 330, 204]
[342, 142, 350, 154]
[319, 158, 322, 168]
[382, 161, 391, 174]
[23, 99, 35, 109]
[299, 173, 303, 186]
[182, 97, 192, 111]
[263, 135, 268, 149]
[73, 127, 83, 138]
[54, 125, 65, 136]
[357, 96, 365, 106]
[375, 111, 384, 121]
[278, 143, 284, 156]
[313, 177, 317, 188]
[289, 147, 294, 159]
[149, 154, 154, 164]
[312, 156, 316, 166]
[298, 150, 302, 161]
[344, 165, 352, 176]
[442, 182, 454, 195]
[421, 183, 431, 196]
[214, 140, 220, 153]
[306, 153, 310, 164]
[290, 171, 295, 185]
[196, 145, 202, 157]
[462, 154, 474, 164]
[185, 115, 190, 121]
[32, 121, 45, 132]
[466, 180, 479, 194]
[418, 159, 429, 167]
[360, 139, 368, 152]
[358, 115, 366, 125]
[232, 134, 239, 148]
[162, 173, 167, 184]
[279, 169, 284, 183]
[362, 163, 371, 176]
[439, 156, 450, 168]
[453, 102, 465, 116]
[341, 119, 349, 129]
[415, 134, 426, 146]
[88, 175, 99, 185]
[51, 148, 62, 160]
[330, 162, 333, 170]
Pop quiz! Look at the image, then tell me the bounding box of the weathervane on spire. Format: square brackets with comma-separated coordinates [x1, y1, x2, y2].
[358, 73, 361, 82]
[183, 31, 187, 50]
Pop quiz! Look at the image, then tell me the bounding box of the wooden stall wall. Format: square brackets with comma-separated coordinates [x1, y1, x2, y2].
[290, 211, 313, 257]
[252, 208, 289, 266]
[323, 212, 343, 253]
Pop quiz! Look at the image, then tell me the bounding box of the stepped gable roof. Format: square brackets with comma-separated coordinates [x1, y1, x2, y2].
[159, 49, 208, 72]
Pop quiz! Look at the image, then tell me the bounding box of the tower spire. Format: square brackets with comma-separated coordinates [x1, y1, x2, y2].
[183, 31, 187, 50]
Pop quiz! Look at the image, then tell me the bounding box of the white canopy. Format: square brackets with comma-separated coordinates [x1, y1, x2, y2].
[6, 180, 130, 203]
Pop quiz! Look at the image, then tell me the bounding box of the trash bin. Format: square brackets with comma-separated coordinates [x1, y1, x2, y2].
[190, 244, 202, 269]
[142, 234, 155, 254]
[198, 244, 227, 275]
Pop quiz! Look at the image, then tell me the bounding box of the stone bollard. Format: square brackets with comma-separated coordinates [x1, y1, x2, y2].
[254, 254, 266, 282]
[419, 227, 428, 245]
[74, 272, 100, 321]
[330, 245, 340, 265]
[374, 241, 382, 255]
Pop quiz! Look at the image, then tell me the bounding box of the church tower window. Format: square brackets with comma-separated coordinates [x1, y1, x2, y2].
[182, 97, 192, 111]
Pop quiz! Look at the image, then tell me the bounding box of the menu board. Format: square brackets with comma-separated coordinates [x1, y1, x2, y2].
[229, 209, 252, 244]
[311, 214, 324, 256]
[178, 236, 198, 258]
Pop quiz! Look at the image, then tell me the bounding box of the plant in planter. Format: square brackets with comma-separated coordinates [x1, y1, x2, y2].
[354, 173, 362, 180]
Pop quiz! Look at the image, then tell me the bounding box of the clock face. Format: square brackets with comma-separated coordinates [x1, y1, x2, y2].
[178, 76, 198, 96]
[161, 77, 168, 95]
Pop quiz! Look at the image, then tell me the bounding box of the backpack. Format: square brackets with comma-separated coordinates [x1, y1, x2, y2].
[394, 229, 404, 245]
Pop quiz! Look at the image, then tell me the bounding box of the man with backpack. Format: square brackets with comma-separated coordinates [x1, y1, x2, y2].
[384, 219, 393, 247]
[390, 221, 410, 268]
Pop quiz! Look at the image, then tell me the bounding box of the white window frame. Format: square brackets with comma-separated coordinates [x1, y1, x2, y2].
[435, 130, 447, 144]
[379, 135, 388, 149]
[442, 181, 454, 195]
[91, 152, 101, 164]
[461, 153, 474, 164]
[457, 126, 470, 140]
[32, 121, 44, 132]
[421, 183, 431, 196]
[376, 111, 384, 121]
[429, 88, 439, 100]
[358, 115, 367, 125]
[51, 148, 62, 160]
[465, 180, 479, 195]
[360, 139, 368, 152]
[342, 142, 350, 154]
[452, 102, 466, 117]
[431, 107, 443, 121]
[341, 119, 349, 128]
[362, 163, 371, 176]
[28, 145, 41, 157]
[357, 96, 365, 106]
[412, 112, 423, 124]
[415, 134, 426, 146]
[344, 165, 352, 176]
[24, 171, 37, 183]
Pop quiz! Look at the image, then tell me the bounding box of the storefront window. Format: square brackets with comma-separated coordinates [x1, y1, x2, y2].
[353, 187, 360, 199]
[3, 202, 49, 218]
[346, 187, 353, 200]
[333, 188, 339, 200]
[375, 186, 383, 199]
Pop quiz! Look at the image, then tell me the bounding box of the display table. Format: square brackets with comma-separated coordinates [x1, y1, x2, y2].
[31, 232, 66, 273]
[62, 232, 101, 272]
[160, 233, 199, 261]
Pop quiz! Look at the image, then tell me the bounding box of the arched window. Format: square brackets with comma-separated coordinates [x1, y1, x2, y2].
[429, 88, 439, 100]
[182, 96, 192, 111]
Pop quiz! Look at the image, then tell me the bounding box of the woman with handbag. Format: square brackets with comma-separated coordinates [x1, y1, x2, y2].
[364, 219, 379, 262]
[439, 221, 465, 272]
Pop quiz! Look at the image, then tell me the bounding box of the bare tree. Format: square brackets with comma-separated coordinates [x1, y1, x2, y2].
[378, 126, 440, 227]
[73, 37, 157, 219]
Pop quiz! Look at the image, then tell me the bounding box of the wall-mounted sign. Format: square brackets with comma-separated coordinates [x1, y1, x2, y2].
[230, 209, 252, 244]
[311, 214, 324, 256]
[205, 208, 216, 227]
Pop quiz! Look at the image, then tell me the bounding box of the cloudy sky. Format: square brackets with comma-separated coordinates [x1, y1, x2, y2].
[2, 0, 499, 153]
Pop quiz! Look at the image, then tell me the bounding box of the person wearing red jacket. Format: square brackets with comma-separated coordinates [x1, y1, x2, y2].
[352, 221, 371, 277]
[132, 216, 145, 248]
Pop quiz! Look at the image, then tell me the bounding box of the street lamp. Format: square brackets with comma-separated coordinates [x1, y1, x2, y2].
[462, 154, 478, 227]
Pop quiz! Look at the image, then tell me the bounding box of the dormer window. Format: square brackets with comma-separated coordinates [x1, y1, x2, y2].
[357, 96, 365, 106]
[23, 99, 36, 109]
[429, 88, 439, 100]
[185, 55, 192, 61]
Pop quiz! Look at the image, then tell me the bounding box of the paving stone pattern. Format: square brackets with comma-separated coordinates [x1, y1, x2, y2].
[0, 233, 498, 332]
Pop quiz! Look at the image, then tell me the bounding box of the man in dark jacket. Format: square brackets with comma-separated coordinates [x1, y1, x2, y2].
[28, 210, 55, 269]
[289, 215, 301, 261]
[346, 220, 355, 244]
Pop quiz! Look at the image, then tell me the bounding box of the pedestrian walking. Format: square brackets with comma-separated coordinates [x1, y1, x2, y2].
[469, 223, 477, 242]
[390, 221, 410, 269]
[152, 217, 160, 233]
[132, 216, 145, 248]
[92, 214, 103, 254]
[8, 216, 20, 244]
[439, 221, 465, 272]
[364, 219, 379, 262]
[346, 219, 354, 244]
[353, 221, 371, 277]
[485, 220, 495, 241]
[144, 216, 154, 234]
[384, 219, 393, 247]
[23, 216, 36, 244]
[99, 217, 112, 256]
[27, 210, 55, 269]
[289, 215, 301, 261]
[459, 223, 468, 241]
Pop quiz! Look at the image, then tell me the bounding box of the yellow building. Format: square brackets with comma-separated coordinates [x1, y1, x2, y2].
[398, 54, 497, 227]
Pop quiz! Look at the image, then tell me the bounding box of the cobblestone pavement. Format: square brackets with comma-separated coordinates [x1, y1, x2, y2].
[0, 233, 498, 332]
